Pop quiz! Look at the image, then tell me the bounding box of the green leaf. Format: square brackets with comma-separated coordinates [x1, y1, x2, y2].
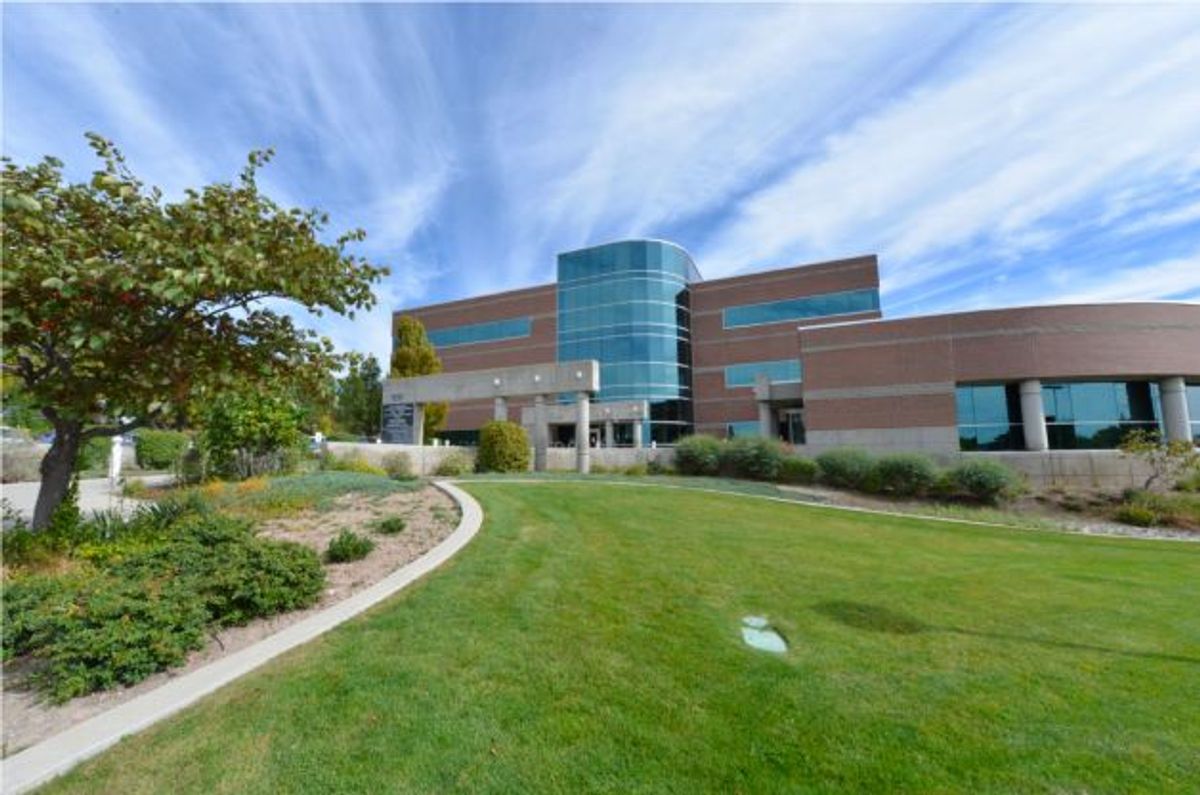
[40, 277, 65, 290]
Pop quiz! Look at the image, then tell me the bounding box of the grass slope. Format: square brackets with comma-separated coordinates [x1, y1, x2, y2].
[42, 483, 1200, 793]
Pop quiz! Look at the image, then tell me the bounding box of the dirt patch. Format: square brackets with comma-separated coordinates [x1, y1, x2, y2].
[1, 484, 459, 758]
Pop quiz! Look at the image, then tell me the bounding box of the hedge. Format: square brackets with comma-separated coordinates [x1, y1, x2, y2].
[675, 435, 722, 476]
[477, 421, 531, 473]
[135, 429, 190, 469]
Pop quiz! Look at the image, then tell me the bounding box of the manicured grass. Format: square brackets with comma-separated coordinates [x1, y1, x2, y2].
[42, 483, 1200, 793]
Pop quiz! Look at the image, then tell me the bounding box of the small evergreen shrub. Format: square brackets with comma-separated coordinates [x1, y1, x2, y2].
[75, 436, 111, 472]
[873, 453, 939, 497]
[623, 463, 649, 476]
[325, 451, 387, 477]
[477, 421, 531, 473]
[434, 451, 473, 477]
[1114, 503, 1158, 527]
[134, 429, 190, 470]
[777, 456, 818, 485]
[374, 516, 407, 535]
[944, 459, 1023, 504]
[675, 435, 722, 477]
[720, 437, 785, 481]
[326, 530, 375, 563]
[816, 448, 876, 490]
[382, 451, 415, 480]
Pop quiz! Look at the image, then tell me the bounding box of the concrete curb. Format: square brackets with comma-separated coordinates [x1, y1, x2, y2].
[1, 480, 483, 795]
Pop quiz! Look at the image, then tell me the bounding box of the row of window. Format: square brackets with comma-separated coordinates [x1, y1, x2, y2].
[724, 359, 802, 389]
[956, 381, 1168, 451]
[557, 302, 687, 334]
[558, 277, 688, 309]
[559, 335, 687, 365]
[722, 288, 880, 329]
[426, 316, 533, 348]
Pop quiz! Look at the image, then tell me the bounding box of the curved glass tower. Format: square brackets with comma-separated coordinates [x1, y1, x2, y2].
[557, 240, 701, 444]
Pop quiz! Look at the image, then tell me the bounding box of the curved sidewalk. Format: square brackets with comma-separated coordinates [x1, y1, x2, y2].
[1, 480, 483, 795]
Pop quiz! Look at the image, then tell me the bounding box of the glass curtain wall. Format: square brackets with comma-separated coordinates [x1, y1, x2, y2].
[1042, 381, 1161, 449]
[557, 240, 700, 444]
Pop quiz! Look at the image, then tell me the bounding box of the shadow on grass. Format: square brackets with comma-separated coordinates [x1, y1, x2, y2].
[813, 600, 1200, 665]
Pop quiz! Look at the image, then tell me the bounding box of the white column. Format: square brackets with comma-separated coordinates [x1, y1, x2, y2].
[1019, 379, 1048, 452]
[576, 391, 591, 474]
[108, 434, 123, 486]
[758, 401, 773, 439]
[493, 396, 508, 422]
[632, 421, 644, 449]
[1160, 376, 1193, 443]
[533, 395, 548, 472]
[412, 404, 426, 446]
[604, 420, 614, 448]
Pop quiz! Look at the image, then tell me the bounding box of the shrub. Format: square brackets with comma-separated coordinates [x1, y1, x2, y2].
[646, 457, 671, 475]
[326, 530, 375, 563]
[477, 421, 531, 473]
[816, 448, 876, 490]
[374, 516, 407, 535]
[2, 571, 209, 703]
[675, 435, 722, 477]
[944, 459, 1023, 504]
[434, 451, 473, 477]
[623, 463, 649, 476]
[325, 451, 388, 477]
[75, 436, 111, 472]
[178, 445, 210, 484]
[777, 455, 818, 485]
[873, 453, 939, 497]
[720, 437, 785, 481]
[382, 451, 415, 480]
[134, 429, 190, 470]
[1115, 503, 1159, 527]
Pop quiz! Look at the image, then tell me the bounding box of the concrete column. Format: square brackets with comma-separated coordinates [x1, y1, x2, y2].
[632, 421, 644, 449]
[576, 391, 591, 474]
[411, 403, 426, 446]
[1160, 376, 1193, 443]
[757, 401, 773, 439]
[604, 420, 614, 448]
[533, 395, 548, 472]
[493, 396, 508, 422]
[1019, 379, 1048, 452]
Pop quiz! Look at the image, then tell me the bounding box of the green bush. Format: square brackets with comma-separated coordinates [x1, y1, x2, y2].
[325, 451, 388, 477]
[2, 571, 208, 703]
[75, 436, 111, 472]
[623, 463, 649, 476]
[326, 530, 375, 563]
[675, 435, 722, 477]
[434, 451, 473, 477]
[944, 459, 1023, 504]
[374, 516, 407, 535]
[816, 448, 876, 490]
[477, 421, 531, 473]
[720, 437, 785, 481]
[777, 456, 818, 485]
[135, 429, 190, 470]
[382, 451, 415, 480]
[873, 453, 939, 497]
[646, 457, 671, 475]
[1115, 503, 1159, 527]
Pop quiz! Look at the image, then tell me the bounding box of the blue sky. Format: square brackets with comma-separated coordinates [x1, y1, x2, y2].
[4, 3, 1199, 366]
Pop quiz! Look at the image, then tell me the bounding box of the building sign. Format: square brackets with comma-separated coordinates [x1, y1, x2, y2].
[381, 401, 416, 444]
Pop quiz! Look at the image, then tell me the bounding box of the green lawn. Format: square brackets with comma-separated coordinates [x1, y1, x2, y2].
[43, 482, 1200, 793]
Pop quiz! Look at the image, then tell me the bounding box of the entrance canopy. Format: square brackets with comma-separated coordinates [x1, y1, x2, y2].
[383, 360, 599, 404]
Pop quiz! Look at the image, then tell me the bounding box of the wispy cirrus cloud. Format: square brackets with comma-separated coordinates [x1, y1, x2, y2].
[4, 3, 1197, 369]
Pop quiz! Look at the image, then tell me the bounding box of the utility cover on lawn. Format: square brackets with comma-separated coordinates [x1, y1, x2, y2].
[741, 615, 787, 653]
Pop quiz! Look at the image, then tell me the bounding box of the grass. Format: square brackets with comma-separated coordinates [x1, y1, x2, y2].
[40, 482, 1200, 793]
[168, 471, 417, 519]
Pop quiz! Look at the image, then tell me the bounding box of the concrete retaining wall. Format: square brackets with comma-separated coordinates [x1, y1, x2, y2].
[324, 442, 475, 476]
[545, 447, 676, 472]
[966, 451, 1155, 492]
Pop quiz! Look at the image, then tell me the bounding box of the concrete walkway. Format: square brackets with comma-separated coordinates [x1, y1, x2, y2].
[0, 480, 484, 795]
[2, 475, 172, 522]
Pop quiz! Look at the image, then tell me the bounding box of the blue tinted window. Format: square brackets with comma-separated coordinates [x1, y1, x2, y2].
[426, 317, 532, 348]
[1042, 381, 1162, 450]
[724, 359, 802, 388]
[557, 240, 698, 441]
[956, 384, 1023, 451]
[722, 288, 880, 329]
[727, 421, 761, 438]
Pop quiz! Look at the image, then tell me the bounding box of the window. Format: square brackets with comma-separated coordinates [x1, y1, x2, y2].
[722, 288, 880, 329]
[1042, 381, 1161, 450]
[426, 317, 532, 348]
[724, 359, 802, 388]
[727, 421, 761, 438]
[1188, 383, 1200, 443]
[956, 384, 1023, 451]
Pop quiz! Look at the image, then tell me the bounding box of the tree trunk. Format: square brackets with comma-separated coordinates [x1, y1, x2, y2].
[32, 420, 83, 530]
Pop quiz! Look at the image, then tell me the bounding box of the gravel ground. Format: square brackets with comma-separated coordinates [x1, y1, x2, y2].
[1, 484, 460, 757]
